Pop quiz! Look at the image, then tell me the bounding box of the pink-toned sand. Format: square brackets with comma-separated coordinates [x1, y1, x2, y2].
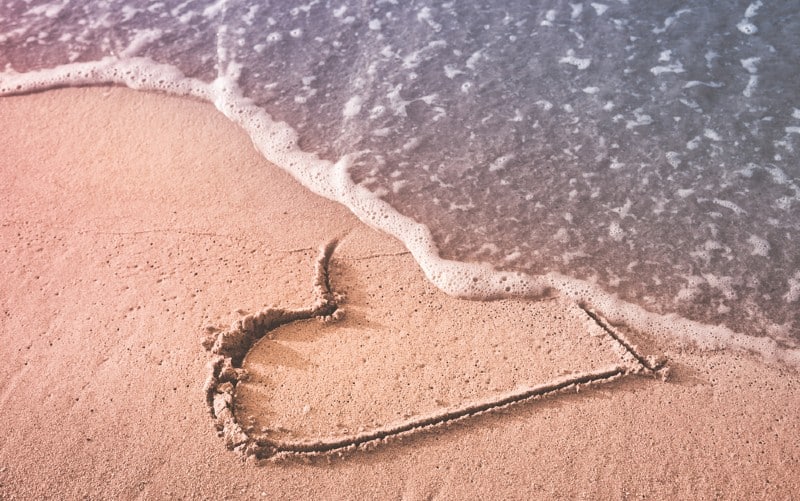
[1, 87, 798, 499]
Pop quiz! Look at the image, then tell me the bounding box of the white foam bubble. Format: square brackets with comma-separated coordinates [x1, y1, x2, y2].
[713, 198, 746, 215]
[465, 50, 482, 70]
[118, 29, 163, 58]
[608, 221, 625, 241]
[177, 10, 196, 24]
[626, 108, 653, 129]
[785, 272, 800, 303]
[488, 155, 513, 173]
[202, 0, 227, 19]
[25, 0, 69, 19]
[650, 62, 684, 76]
[540, 9, 557, 26]
[559, 50, 591, 70]
[417, 7, 442, 32]
[679, 99, 701, 113]
[342, 95, 362, 118]
[741, 57, 760, 74]
[665, 151, 681, 168]
[737, 20, 758, 35]
[443, 64, 463, 79]
[743, 75, 759, 98]
[744, 1, 763, 18]
[747, 235, 770, 257]
[242, 5, 259, 25]
[683, 81, 723, 89]
[590, 3, 608, 16]
[0, 57, 210, 99]
[652, 9, 691, 34]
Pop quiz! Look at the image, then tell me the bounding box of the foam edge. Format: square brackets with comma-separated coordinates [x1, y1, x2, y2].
[2, 57, 798, 370]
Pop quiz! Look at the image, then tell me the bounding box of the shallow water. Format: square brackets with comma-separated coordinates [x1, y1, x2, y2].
[2, 0, 798, 348]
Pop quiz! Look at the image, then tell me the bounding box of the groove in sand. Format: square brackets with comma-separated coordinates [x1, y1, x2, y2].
[202, 240, 668, 461]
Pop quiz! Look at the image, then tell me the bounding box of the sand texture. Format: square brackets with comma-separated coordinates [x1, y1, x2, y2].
[1, 87, 799, 499]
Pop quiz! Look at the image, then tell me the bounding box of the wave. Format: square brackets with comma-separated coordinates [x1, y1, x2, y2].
[2, 55, 799, 368]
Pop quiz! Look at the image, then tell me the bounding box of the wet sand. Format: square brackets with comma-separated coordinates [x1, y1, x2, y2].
[1, 87, 798, 499]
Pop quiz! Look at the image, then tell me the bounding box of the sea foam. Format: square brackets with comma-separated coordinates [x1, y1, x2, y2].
[2, 55, 799, 369]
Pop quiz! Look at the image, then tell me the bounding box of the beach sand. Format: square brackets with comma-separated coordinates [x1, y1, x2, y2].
[1, 87, 798, 499]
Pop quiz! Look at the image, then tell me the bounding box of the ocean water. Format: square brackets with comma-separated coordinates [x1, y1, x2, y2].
[2, 0, 799, 361]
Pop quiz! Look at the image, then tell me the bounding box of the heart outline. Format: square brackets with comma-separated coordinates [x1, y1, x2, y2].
[202, 240, 667, 460]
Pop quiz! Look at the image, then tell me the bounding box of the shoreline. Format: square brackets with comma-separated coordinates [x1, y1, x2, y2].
[5, 59, 797, 371]
[1, 87, 798, 498]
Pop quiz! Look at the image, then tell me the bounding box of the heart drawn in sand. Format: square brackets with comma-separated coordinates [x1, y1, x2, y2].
[201, 241, 668, 461]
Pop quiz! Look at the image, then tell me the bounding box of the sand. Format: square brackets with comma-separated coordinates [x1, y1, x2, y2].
[1, 87, 798, 499]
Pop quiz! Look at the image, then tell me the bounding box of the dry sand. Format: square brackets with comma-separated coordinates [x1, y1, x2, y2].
[1, 87, 798, 499]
